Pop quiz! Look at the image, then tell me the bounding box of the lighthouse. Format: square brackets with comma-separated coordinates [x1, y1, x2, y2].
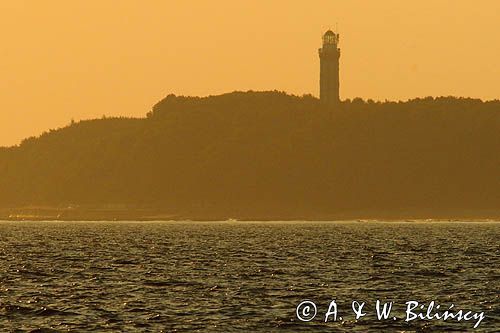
[318, 30, 341, 107]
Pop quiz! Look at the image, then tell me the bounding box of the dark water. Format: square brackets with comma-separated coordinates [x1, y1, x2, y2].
[0, 221, 498, 332]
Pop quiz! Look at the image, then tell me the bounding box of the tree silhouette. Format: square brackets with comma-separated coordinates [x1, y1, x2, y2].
[0, 91, 498, 220]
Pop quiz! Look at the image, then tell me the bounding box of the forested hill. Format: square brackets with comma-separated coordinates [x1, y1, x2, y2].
[1, 91, 499, 220]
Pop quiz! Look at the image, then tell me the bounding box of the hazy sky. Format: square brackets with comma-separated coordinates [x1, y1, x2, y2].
[1, 0, 499, 146]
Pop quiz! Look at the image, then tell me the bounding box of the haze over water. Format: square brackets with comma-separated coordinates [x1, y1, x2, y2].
[0, 221, 498, 332]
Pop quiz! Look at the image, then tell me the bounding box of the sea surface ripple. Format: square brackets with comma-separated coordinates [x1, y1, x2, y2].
[0, 221, 498, 332]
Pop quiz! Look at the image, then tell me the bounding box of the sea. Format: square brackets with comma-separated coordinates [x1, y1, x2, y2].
[0, 221, 498, 332]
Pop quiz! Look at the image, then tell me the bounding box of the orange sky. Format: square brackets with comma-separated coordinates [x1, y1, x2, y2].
[1, 0, 499, 146]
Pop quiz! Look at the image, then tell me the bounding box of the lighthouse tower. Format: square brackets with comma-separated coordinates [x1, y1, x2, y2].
[318, 30, 340, 107]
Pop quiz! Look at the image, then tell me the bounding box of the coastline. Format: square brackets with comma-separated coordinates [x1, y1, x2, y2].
[1, 206, 498, 222]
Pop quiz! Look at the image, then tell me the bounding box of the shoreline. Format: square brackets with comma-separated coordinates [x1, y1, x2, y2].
[2, 206, 499, 223]
[2, 217, 499, 223]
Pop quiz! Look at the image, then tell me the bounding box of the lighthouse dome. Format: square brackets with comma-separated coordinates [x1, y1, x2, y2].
[323, 30, 338, 45]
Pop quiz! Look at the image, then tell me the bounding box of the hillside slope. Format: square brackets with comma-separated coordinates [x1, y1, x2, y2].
[1, 91, 499, 220]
